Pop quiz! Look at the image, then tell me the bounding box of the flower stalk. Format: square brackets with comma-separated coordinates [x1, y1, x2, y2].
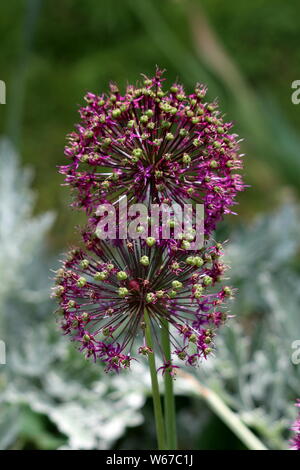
[178, 370, 267, 450]
[161, 319, 177, 449]
[144, 309, 166, 450]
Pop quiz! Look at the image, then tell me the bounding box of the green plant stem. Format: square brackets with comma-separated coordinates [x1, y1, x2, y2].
[179, 370, 268, 451]
[144, 310, 166, 450]
[161, 319, 177, 449]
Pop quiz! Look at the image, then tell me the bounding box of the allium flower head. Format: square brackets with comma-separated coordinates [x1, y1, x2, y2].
[291, 400, 300, 450]
[53, 235, 231, 373]
[61, 69, 245, 235]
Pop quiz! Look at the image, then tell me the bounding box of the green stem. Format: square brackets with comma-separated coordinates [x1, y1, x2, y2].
[179, 371, 268, 451]
[144, 310, 166, 450]
[161, 319, 177, 449]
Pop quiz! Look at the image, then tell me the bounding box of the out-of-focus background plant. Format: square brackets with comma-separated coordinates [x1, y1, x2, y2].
[0, 0, 299, 450]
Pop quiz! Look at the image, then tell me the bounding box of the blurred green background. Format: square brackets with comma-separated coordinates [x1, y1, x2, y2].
[0, 0, 300, 450]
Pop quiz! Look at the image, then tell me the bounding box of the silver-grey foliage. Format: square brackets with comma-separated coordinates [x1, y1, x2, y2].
[0, 139, 148, 450]
[196, 205, 300, 449]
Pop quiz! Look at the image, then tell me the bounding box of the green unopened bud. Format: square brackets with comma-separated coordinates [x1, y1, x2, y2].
[146, 292, 156, 303]
[112, 108, 121, 118]
[186, 256, 195, 265]
[204, 347, 212, 355]
[67, 300, 76, 309]
[146, 237, 156, 247]
[209, 160, 219, 169]
[140, 115, 149, 123]
[171, 262, 180, 270]
[83, 334, 91, 342]
[102, 327, 111, 337]
[193, 256, 204, 267]
[213, 186, 222, 193]
[184, 232, 195, 242]
[122, 358, 130, 367]
[94, 271, 108, 281]
[181, 240, 191, 250]
[80, 154, 89, 163]
[194, 289, 203, 299]
[156, 290, 164, 298]
[81, 312, 90, 321]
[117, 271, 128, 281]
[118, 287, 128, 297]
[139, 346, 152, 356]
[54, 286, 64, 297]
[203, 275, 213, 286]
[80, 259, 89, 269]
[77, 277, 87, 287]
[132, 148, 143, 158]
[166, 132, 174, 141]
[128, 120, 135, 128]
[140, 256, 149, 266]
[169, 290, 177, 298]
[193, 284, 203, 291]
[177, 351, 187, 360]
[103, 137, 111, 146]
[182, 153, 191, 165]
[172, 280, 183, 290]
[189, 334, 197, 343]
[213, 141, 221, 149]
[84, 130, 93, 139]
[179, 128, 188, 137]
[223, 286, 233, 296]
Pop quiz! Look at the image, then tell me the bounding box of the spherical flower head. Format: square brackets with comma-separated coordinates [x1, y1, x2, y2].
[60, 68, 245, 236]
[291, 400, 300, 450]
[53, 236, 232, 372]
